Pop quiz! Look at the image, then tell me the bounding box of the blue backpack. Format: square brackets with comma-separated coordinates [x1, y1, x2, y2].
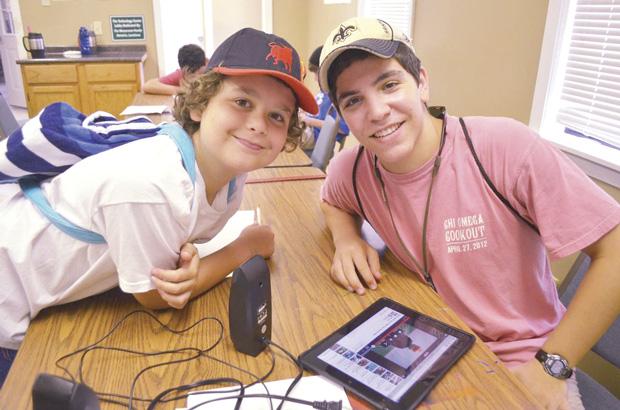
[0, 102, 196, 244]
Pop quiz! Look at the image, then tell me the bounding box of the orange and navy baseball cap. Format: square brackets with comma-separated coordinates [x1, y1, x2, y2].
[207, 28, 318, 114]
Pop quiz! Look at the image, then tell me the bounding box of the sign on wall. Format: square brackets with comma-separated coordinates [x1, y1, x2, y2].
[110, 16, 145, 41]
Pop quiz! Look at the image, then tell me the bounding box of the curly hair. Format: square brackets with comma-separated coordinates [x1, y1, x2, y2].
[173, 71, 303, 152]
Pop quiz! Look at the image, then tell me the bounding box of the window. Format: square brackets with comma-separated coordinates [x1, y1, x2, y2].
[531, 0, 620, 188]
[358, 0, 414, 36]
[1, 0, 15, 35]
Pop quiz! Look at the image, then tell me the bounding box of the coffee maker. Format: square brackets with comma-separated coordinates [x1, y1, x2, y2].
[22, 32, 46, 59]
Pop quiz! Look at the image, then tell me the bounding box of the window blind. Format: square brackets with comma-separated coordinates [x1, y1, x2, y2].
[557, 0, 620, 149]
[359, 0, 414, 36]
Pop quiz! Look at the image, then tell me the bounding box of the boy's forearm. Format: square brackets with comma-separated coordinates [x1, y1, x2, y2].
[542, 224, 620, 366]
[134, 237, 255, 310]
[320, 200, 362, 245]
[142, 79, 181, 95]
[191, 237, 255, 298]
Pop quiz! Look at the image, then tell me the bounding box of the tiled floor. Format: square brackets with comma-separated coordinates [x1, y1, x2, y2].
[0, 81, 29, 122]
[11, 105, 28, 122]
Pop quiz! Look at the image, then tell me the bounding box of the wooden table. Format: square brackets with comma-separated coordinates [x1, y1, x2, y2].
[0, 175, 539, 409]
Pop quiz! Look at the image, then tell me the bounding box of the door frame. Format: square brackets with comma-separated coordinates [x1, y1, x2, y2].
[0, 0, 26, 107]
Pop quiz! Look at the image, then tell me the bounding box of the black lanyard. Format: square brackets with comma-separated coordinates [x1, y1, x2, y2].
[351, 107, 539, 291]
[360, 106, 447, 291]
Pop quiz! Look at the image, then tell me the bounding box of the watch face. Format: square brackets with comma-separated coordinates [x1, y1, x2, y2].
[549, 360, 565, 375]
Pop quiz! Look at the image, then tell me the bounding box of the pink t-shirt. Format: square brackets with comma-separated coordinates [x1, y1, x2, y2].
[321, 115, 620, 366]
[159, 68, 183, 86]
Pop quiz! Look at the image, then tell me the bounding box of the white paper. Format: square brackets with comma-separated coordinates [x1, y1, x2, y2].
[193, 210, 256, 277]
[186, 375, 351, 410]
[194, 210, 255, 257]
[120, 105, 169, 115]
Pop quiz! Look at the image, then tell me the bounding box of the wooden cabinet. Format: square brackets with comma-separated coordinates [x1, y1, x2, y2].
[21, 64, 82, 116]
[21, 62, 143, 118]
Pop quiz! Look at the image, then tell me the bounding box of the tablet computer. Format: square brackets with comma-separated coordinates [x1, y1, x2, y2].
[299, 297, 475, 410]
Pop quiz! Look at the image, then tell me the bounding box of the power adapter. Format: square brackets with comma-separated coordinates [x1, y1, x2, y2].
[228, 255, 271, 356]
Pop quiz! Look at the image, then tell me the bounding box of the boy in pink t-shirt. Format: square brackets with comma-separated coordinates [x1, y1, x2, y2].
[318, 17, 620, 409]
[142, 44, 208, 95]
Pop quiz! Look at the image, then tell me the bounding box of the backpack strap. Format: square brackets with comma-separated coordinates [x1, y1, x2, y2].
[159, 123, 238, 202]
[19, 177, 107, 244]
[20, 124, 197, 244]
[458, 117, 540, 235]
[159, 123, 196, 184]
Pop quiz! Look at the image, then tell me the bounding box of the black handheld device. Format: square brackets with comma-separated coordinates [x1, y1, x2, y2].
[228, 255, 271, 356]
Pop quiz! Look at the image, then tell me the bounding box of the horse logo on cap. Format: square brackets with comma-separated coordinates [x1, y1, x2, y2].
[266, 42, 293, 73]
[333, 24, 357, 44]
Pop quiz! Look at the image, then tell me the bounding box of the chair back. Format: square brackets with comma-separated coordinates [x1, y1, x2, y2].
[310, 106, 339, 171]
[558, 252, 620, 368]
[0, 92, 20, 140]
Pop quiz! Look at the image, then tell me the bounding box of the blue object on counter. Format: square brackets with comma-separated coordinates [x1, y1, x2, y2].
[79, 26, 94, 55]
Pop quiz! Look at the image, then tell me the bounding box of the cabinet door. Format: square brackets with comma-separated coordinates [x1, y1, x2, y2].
[22, 64, 78, 84]
[26, 84, 82, 117]
[84, 82, 139, 117]
[21, 64, 80, 116]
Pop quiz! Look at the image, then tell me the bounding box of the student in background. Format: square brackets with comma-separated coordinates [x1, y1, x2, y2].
[318, 17, 620, 410]
[142, 44, 209, 95]
[299, 45, 350, 155]
[0, 28, 317, 387]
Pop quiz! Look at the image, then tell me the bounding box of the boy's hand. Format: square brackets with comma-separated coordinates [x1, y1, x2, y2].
[151, 243, 199, 309]
[511, 359, 570, 410]
[331, 237, 381, 295]
[238, 224, 275, 259]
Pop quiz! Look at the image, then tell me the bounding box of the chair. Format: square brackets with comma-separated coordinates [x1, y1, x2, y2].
[0, 92, 21, 140]
[310, 106, 340, 171]
[558, 252, 620, 409]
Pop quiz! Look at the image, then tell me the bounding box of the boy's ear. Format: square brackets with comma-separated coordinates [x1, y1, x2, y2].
[418, 67, 430, 103]
[189, 109, 203, 122]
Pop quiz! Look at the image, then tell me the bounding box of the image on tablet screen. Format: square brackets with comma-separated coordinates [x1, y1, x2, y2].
[317, 307, 458, 401]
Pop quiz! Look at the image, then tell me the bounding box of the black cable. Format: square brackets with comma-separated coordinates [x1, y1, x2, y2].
[54, 310, 225, 408]
[148, 377, 245, 410]
[128, 348, 204, 409]
[55, 310, 221, 381]
[201, 349, 276, 410]
[186, 393, 342, 410]
[262, 338, 304, 410]
[150, 351, 278, 410]
[53, 310, 322, 410]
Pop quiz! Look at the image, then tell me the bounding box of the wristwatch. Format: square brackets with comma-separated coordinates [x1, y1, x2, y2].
[535, 349, 573, 379]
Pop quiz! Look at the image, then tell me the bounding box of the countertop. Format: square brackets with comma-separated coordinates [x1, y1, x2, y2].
[17, 45, 147, 64]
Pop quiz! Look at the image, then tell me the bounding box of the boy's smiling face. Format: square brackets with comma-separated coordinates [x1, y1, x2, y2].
[335, 56, 436, 174]
[191, 75, 295, 177]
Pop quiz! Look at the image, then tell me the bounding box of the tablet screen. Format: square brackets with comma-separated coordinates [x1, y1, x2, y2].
[300, 298, 474, 409]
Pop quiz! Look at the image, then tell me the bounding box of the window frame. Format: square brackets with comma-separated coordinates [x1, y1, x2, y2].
[357, 0, 415, 37]
[530, 0, 620, 188]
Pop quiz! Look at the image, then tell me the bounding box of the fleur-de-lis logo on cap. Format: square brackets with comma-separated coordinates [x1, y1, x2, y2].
[332, 24, 357, 44]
